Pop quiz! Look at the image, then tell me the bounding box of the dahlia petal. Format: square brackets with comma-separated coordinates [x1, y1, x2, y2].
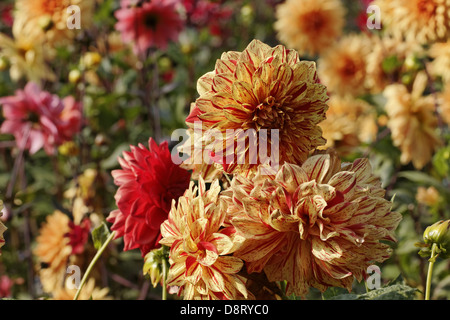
[234, 61, 255, 84]
[231, 81, 258, 106]
[215, 59, 237, 75]
[214, 256, 244, 274]
[311, 238, 343, 262]
[328, 171, 357, 196]
[302, 154, 331, 183]
[212, 74, 234, 94]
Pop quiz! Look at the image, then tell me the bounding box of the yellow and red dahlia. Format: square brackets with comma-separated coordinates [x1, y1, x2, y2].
[274, 0, 346, 57]
[384, 72, 442, 169]
[184, 39, 328, 176]
[222, 152, 402, 297]
[159, 178, 249, 300]
[107, 138, 191, 257]
[374, 0, 450, 44]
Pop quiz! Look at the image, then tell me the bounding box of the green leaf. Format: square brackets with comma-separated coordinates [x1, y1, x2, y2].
[397, 171, 442, 189]
[328, 276, 418, 300]
[321, 287, 351, 300]
[91, 222, 112, 250]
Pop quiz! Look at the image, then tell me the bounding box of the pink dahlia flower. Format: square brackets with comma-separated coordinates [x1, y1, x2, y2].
[114, 0, 185, 54]
[0, 82, 82, 155]
[107, 138, 191, 256]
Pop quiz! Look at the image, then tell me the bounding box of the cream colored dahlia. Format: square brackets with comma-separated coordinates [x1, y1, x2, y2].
[416, 186, 441, 207]
[0, 31, 56, 82]
[52, 278, 111, 300]
[34, 210, 72, 293]
[374, 0, 450, 44]
[13, 0, 94, 46]
[318, 95, 377, 156]
[184, 39, 328, 177]
[366, 36, 424, 94]
[439, 82, 450, 124]
[0, 201, 6, 255]
[318, 34, 371, 97]
[429, 41, 450, 84]
[384, 72, 442, 169]
[159, 178, 249, 300]
[222, 152, 402, 297]
[274, 0, 346, 57]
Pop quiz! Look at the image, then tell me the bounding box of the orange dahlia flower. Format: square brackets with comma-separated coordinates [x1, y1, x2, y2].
[374, 0, 450, 44]
[14, 0, 94, 46]
[159, 178, 249, 300]
[34, 210, 72, 293]
[184, 39, 328, 176]
[223, 152, 402, 297]
[274, 0, 346, 57]
[318, 34, 371, 97]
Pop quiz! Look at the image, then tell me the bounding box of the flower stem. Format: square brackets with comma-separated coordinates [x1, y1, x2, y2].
[162, 258, 167, 300]
[425, 243, 438, 300]
[73, 231, 116, 300]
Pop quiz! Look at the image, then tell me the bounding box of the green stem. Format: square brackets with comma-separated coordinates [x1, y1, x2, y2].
[162, 258, 167, 300]
[73, 231, 116, 300]
[425, 243, 438, 300]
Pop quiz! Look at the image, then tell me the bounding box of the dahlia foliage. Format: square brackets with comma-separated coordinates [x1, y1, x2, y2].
[0, 0, 450, 302]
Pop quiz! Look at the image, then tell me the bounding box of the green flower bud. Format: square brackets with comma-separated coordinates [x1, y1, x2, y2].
[423, 220, 450, 259]
[143, 246, 169, 287]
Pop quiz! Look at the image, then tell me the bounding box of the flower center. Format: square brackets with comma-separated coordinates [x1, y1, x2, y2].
[416, 0, 436, 19]
[251, 96, 287, 130]
[304, 11, 325, 32]
[144, 13, 159, 30]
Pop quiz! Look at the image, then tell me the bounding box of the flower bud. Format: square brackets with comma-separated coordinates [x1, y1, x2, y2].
[423, 220, 450, 259]
[143, 247, 168, 287]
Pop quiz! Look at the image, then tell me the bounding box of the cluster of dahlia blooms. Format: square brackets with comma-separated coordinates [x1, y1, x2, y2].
[0, 82, 82, 155]
[110, 40, 402, 300]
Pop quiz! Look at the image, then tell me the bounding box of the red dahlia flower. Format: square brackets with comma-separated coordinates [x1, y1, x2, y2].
[107, 138, 191, 256]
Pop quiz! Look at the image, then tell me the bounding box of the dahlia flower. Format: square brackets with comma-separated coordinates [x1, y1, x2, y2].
[13, 0, 94, 46]
[374, 0, 450, 44]
[274, 0, 346, 57]
[0, 82, 82, 155]
[439, 83, 450, 125]
[160, 178, 249, 300]
[429, 41, 450, 84]
[318, 95, 377, 156]
[0, 201, 6, 255]
[114, 0, 184, 55]
[384, 72, 441, 169]
[416, 186, 441, 207]
[184, 39, 328, 176]
[34, 210, 72, 293]
[0, 31, 56, 82]
[52, 278, 111, 300]
[107, 138, 191, 257]
[318, 34, 371, 97]
[222, 152, 402, 297]
[366, 36, 424, 94]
